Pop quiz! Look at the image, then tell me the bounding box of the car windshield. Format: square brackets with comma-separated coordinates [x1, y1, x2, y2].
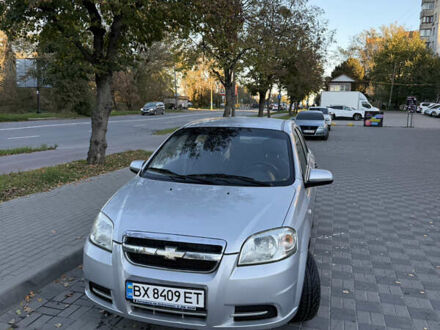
[296, 112, 324, 120]
[144, 102, 156, 107]
[310, 107, 328, 114]
[142, 127, 294, 186]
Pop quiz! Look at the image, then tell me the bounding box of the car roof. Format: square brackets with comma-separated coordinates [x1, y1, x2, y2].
[183, 117, 289, 132]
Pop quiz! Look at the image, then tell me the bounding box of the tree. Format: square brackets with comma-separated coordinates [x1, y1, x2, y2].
[369, 25, 440, 108]
[328, 57, 365, 92]
[278, 5, 330, 114]
[113, 42, 175, 110]
[0, 1, 191, 164]
[331, 58, 365, 80]
[244, 0, 295, 117]
[189, 0, 250, 117]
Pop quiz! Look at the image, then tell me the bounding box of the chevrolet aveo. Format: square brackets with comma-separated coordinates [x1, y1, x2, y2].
[83, 117, 333, 329]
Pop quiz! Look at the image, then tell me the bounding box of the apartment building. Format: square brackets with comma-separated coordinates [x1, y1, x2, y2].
[420, 0, 440, 55]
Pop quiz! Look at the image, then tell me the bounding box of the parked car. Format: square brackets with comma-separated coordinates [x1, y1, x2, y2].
[309, 107, 332, 130]
[417, 102, 435, 113]
[327, 105, 365, 121]
[294, 111, 330, 140]
[424, 104, 440, 116]
[270, 103, 279, 111]
[430, 106, 440, 117]
[140, 102, 165, 115]
[83, 117, 333, 329]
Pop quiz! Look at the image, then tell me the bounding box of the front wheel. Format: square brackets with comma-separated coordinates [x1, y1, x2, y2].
[331, 114, 336, 120]
[353, 113, 362, 121]
[291, 252, 321, 322]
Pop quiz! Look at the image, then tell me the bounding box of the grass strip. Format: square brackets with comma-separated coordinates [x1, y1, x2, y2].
[0, 144, 58, 156]
[0, 113, 84, 122]
[153, 127, 179, 135]
[0, 150, 152, 202]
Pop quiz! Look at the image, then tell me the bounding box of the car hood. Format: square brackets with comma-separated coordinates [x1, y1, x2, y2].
[103, 177, 296, 253]
[294, 119, 324, 127]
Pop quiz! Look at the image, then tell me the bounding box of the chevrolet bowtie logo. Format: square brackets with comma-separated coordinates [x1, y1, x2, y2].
[158, 246, 185, 260]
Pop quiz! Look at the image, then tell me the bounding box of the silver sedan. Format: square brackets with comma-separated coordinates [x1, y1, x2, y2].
[83, 117, 333, 329]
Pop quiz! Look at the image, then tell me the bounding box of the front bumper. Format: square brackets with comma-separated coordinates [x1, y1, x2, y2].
[301, 128, 327, 137]
[83, 240, 303, 329]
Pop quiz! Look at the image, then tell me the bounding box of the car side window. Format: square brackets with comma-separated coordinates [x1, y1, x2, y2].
[333, 106, 342, 110]
[292, 128, 308, 179]
[344, 106, 351, 110]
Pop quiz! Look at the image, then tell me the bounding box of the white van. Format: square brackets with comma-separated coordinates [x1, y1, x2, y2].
[321, 91, 379, 120]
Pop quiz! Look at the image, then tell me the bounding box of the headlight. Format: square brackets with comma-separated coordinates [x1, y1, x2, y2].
[238, 227, 297, 266]
[90, 212, 114, 252]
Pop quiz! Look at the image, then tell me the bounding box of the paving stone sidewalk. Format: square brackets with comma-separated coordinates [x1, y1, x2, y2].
[1, 125, 440, 330]
[0, 168, 135, 313]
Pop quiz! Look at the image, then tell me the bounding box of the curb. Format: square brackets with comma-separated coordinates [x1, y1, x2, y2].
[0, 246, 83, 314]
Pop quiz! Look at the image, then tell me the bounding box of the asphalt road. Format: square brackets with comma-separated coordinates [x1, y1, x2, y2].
[0, 110, 255, 174]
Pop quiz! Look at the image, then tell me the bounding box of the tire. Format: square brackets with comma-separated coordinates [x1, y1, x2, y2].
[353, 113, 362, 121]
[291, 252, 321, 322]
[141, 112, 145, 116]
[323, 133, 329, 141]
[331, 114, 336, 120]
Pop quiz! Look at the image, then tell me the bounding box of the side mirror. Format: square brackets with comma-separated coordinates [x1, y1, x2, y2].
[130, 160, 146, 174]
[305, 168, 333, 188]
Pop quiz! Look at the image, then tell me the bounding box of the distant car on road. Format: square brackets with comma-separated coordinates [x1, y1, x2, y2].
[308, 107, 332, 130]
[83, 117, 333, 329]
[140, 102, 165, 115]
[294, 111, 329, 140]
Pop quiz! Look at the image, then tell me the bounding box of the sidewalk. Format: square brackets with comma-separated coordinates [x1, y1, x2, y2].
[0, 168, 134, 313]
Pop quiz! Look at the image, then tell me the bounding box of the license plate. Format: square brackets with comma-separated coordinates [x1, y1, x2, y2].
[303, 130, 315, 134]
[126, 281, 205, 310]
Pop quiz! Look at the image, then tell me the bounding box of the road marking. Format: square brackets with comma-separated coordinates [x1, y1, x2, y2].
[0, 113, 207, 132]
[7, 135, 40, 140]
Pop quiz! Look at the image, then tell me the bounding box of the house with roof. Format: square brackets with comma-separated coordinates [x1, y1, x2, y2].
[328, 74, 355, 92]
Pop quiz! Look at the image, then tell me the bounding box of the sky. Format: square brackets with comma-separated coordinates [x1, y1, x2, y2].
[309, 0, 421, 74]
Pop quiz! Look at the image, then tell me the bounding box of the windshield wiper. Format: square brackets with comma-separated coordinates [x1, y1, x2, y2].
[187, 173, 272, 186]
[145, 167, 211, 184]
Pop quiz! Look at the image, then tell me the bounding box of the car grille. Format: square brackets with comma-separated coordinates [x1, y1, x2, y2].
[300, 126, 318, 134]
[122, 233, 225, 273]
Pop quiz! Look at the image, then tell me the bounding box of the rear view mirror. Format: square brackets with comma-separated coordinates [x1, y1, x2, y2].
[130, 160, 146, 174]
[305, 169, 333, 188]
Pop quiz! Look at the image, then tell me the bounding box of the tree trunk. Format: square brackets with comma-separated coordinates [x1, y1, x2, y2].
[87, 73, 113, 164]
[267, 85, 273, 118]
[223, 69, 234, 117]
[277, 85, 282, 112]
[288, 101, 293, 116]
[258, 89, 267, 117]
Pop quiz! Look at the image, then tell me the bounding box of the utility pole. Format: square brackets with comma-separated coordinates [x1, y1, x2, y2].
[388, 62, 397, 110]
[210, 83, 213, 110]
[174, 65, 178, 109]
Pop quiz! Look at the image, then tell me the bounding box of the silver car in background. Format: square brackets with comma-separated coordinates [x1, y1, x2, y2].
[308, 107, 332, 130]
[294, 111, 330, 140]
[141, 102, 165, 115]
[83, 118, 333, 329]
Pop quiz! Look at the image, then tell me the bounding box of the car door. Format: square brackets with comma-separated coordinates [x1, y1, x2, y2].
[330, 106, 342, 118]
[292, 127, 315, 226]
[342, 106, 353, 117]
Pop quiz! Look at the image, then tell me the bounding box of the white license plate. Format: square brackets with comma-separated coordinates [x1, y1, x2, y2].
[303, 130, 315, 134]
[126, 281, 205, 310]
